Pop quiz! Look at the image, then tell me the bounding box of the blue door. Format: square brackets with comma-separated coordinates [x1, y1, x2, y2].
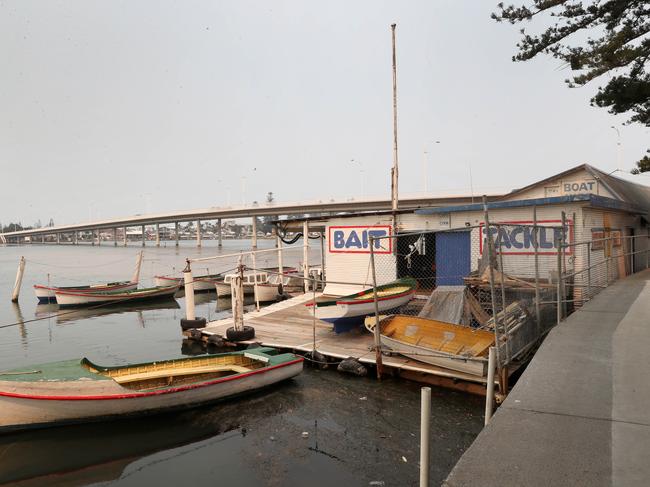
[435, 232, 471, 286]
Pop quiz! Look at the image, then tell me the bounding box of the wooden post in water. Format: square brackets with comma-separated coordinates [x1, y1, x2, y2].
[155, 223, 160, 247]
[277, 229, 284, 277]
[217, 218, 222, 248]
[251, 217, 258, 249]
[303, 221, 310, 293]
[196, 220, 202, 247]
[175, 222, 179, 247]
[419, 387, 431, 487]
[11, 257, 25, 303]
[183, 259, 196, 321]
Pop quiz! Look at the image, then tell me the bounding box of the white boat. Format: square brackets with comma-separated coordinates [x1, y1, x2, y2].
[268, 272, 304, 293]
[0, 348, 303, 432]
[214, 270, 270, 297]
[307, 278, 417, 333]
[55, 284, 180, 307]
[33, 252, 143, 303]
[154, 272, 223, 292]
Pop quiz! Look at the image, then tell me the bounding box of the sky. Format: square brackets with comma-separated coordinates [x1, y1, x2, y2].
[1, 0, 648, 227]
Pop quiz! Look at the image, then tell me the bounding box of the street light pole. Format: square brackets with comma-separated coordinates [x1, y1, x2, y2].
[350, 159, 365, 198]
[611, 126, 622, 168]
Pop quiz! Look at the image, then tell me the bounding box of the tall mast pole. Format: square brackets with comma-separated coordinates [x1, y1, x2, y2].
[390, 23, 399, 213]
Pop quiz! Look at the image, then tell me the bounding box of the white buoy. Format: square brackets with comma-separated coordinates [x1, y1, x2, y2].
[183, 260, 196, 320]
[485, 346, 496, 426]
[419, 386, 431, 487]
[11, 257, 26, 303]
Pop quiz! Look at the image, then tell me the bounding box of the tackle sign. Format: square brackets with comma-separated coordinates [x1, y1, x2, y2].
[328, 225, 392, 254]
[479, 220, 573, 255]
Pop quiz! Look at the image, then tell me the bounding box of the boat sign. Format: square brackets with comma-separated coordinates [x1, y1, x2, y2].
[329, 225, 392, 254]
[478, 220, 573, 255]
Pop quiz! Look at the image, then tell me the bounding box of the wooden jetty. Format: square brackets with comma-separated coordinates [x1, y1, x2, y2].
[185, 294, 492, 395]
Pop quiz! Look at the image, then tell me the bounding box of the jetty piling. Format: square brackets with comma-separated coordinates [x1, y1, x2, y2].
[302, 221, 309, 292]
[420, 386, 431, 487]
[183, 260, 196, 320]
[484, 347, 496, 425]
[11, 256, 26, 303]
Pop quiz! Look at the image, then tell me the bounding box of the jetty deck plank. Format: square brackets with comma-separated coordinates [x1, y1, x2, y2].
[197, 294, 489, 385]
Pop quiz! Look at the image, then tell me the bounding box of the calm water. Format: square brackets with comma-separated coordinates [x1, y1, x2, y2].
[0, 241, 483, 487]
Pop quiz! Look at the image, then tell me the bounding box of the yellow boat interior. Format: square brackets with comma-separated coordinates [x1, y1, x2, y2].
[378, 315, 494, 358]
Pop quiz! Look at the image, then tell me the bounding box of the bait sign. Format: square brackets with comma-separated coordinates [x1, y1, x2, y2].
[329, 225, 392, 254]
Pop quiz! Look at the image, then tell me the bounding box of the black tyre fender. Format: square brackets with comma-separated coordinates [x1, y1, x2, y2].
[180, 317, 207, 331]
[226, 325, 255, 341]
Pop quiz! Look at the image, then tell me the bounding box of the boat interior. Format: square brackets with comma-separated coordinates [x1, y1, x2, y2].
[380, 315, 494, 358]
[82, 353, 272, 391]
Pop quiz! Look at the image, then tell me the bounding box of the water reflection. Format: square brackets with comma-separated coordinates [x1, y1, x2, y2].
[34, 299, 182, 325]
[10, 303, 28, 348]
[0, 382, 303, 486]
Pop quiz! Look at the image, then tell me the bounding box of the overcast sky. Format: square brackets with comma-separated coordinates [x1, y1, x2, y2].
[1, 0, 648, 227]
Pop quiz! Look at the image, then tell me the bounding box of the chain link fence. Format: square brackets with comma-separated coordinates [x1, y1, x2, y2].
[370, 215, 650, 376]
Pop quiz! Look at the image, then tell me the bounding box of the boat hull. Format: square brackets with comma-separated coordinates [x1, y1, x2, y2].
[315, 290, 415, 332]
[55, 285, 179, 307]
[154, 275, 222, 292]
[0, 360, 303, 432]
[33, 282, 137, 303]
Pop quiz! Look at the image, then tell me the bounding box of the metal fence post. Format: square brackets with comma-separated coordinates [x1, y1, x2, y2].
[556, 234, 562, 326]
[483, 196, 502, 375]
[369, 236, 384, 380]
[605, 236, 610, 286]
[497, 225, 510, 366]
[587, 242, 592, 300]
[533, 207, 541, 338]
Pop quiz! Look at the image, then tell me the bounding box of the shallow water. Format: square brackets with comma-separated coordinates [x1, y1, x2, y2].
[0, 241, 483, 486]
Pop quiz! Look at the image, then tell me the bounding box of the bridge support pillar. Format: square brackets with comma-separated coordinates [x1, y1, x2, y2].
[141, 225, 145, 247]
[56, 233, 60, 245]
[155, 223, 160, 247]
[251, 217, 258, 249]
[197, 220, 202, 247]
[96, 229, 101, 246]
[123, 227, 127, 246]
[113, 228, 117, 246]
[217, 219, 222, 248]
[175, 222, 179, 247]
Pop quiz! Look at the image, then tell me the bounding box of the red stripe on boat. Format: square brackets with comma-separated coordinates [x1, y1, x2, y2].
[0, 358, 304, 401]
[336, 289, 415, 305]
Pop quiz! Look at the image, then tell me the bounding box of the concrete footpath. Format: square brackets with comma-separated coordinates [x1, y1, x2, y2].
[444, 270, 650, 487]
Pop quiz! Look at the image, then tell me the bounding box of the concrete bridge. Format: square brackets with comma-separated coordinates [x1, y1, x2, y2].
[0, 194, 491, 247]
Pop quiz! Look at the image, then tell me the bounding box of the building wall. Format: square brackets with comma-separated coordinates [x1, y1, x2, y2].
[501, 169, 615, 201]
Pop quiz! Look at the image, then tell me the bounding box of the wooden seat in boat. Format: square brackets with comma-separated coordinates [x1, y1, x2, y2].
[110, 364, 252, 385]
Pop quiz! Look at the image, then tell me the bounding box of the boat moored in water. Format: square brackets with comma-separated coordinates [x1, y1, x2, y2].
[33, 251, 144, 303]
[0, 347, 303, 432]
[153, 272, 225, 292]
[54, 284, 180, 307]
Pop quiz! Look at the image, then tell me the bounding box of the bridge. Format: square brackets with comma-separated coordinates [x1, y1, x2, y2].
[0, 194, 498, 247]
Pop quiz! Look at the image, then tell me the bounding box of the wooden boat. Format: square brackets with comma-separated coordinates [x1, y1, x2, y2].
[268, 271, 304, 293]
[307, 277, 417, 332]
[54, 284, 180, 307]
[365, 314, 495, 376]
[153, 272, 224, 292]
[0, 347, 303, 432]
[33, 251, 143, 303]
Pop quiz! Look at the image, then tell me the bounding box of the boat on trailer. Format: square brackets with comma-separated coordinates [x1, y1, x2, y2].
[307, 277, 417, 332]
[54, 284, 180, 307]
[0, 347, 303, 432]
[365, 314, 494, 376]
[33, 251, 144, 303]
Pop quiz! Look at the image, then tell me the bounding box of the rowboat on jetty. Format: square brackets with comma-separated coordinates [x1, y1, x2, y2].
[153, 272, 224, 292]
[0, 347, 303, 432]
[308, 277, 417, 333]
[33, 251, 144, 303]
[54, 284, 180, 307]
[365, 315, 494, 376]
